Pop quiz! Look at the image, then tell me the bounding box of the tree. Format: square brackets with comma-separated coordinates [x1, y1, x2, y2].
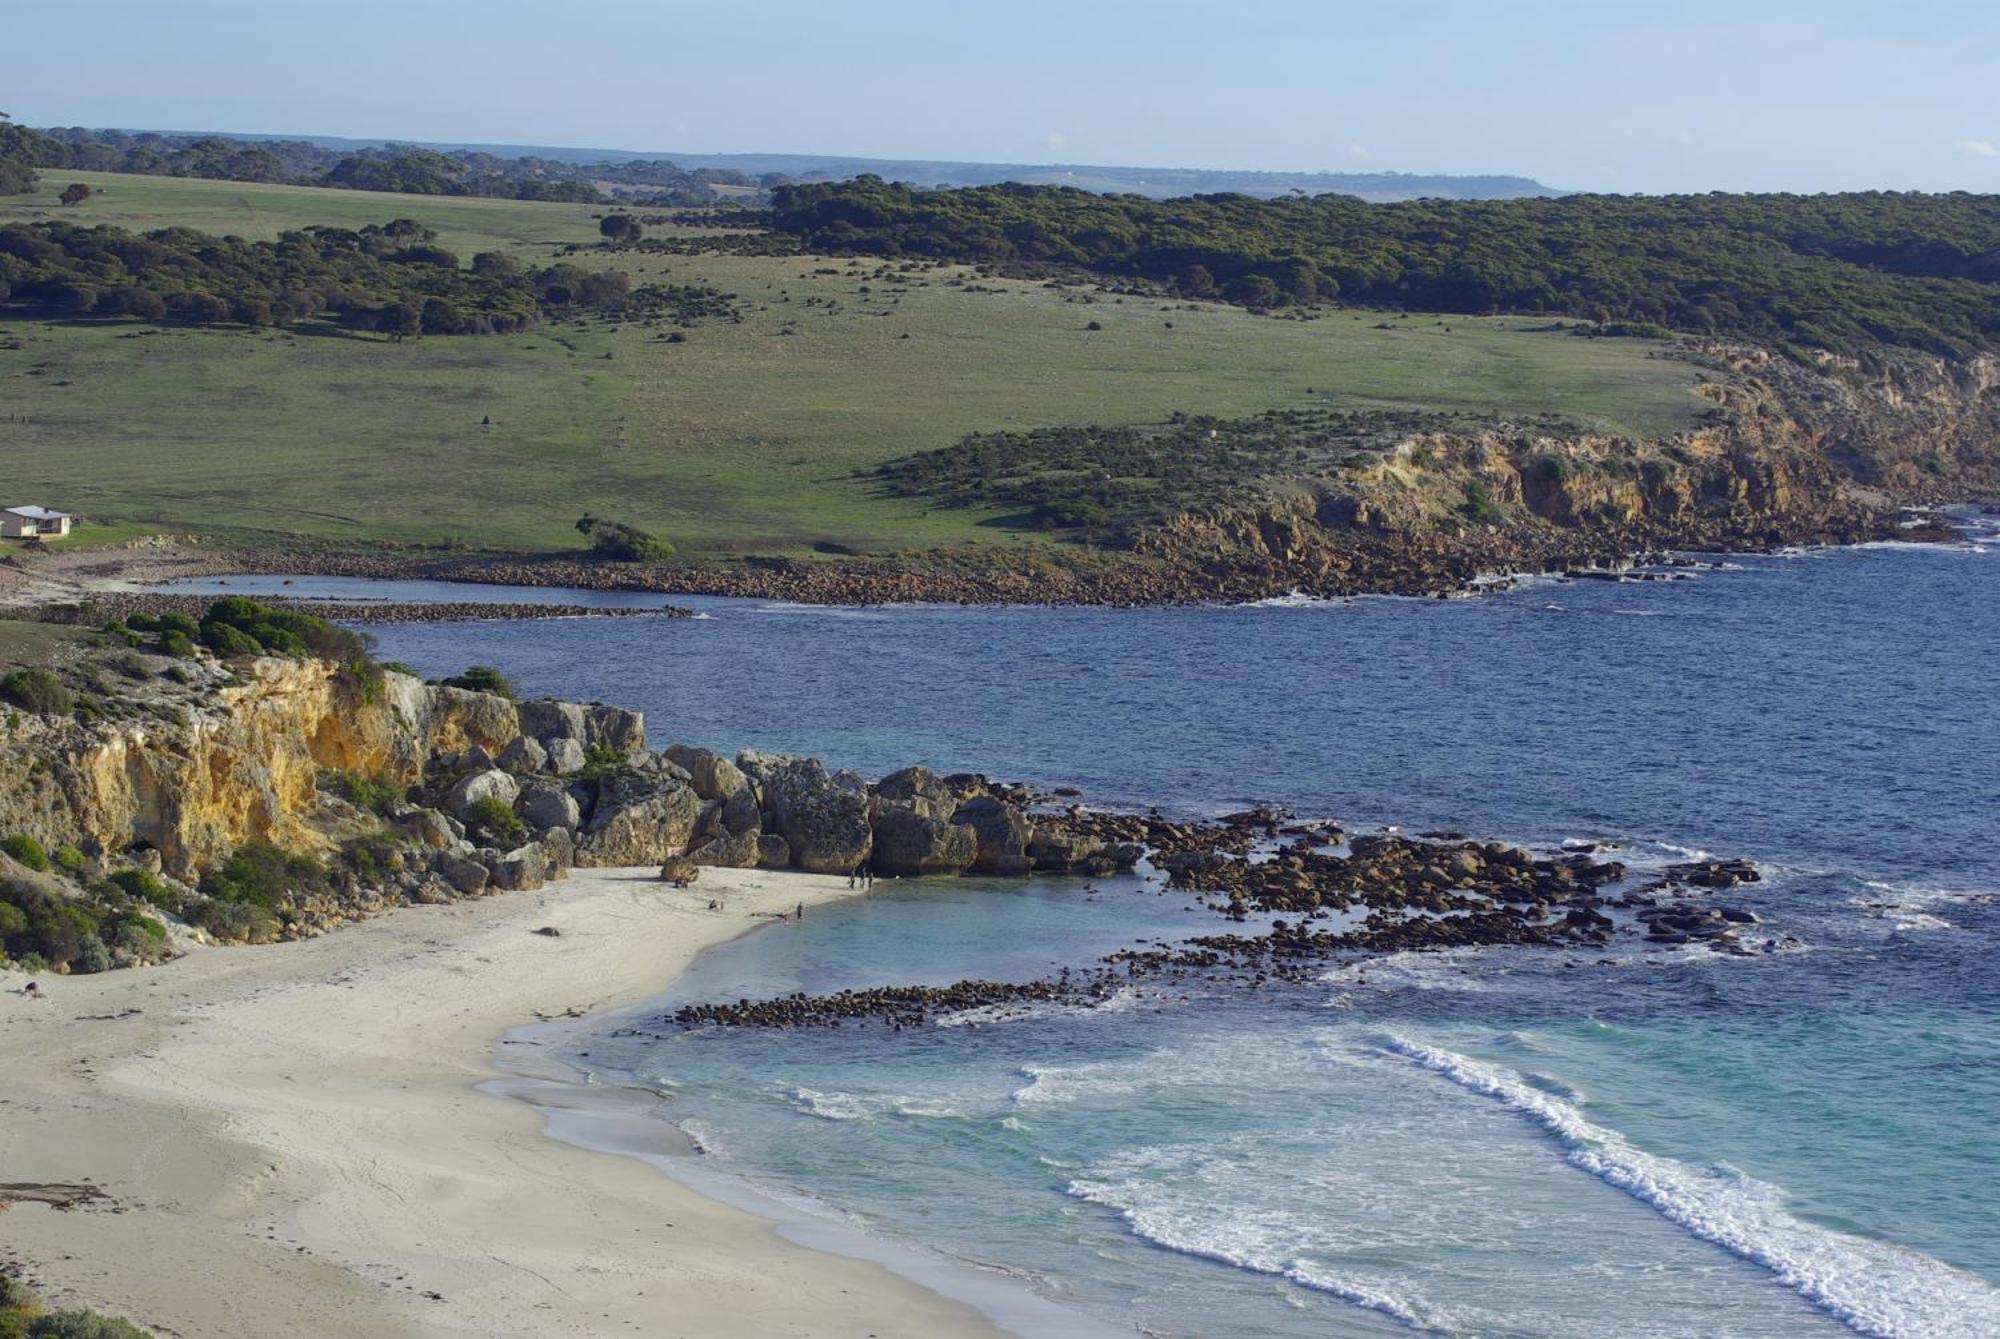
[598, 213, 641, 245]
[378, 301, 420, 341]
[58, 182, 91, 206]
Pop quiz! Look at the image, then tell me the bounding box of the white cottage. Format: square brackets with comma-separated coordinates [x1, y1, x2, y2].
[1, 506, 74, 539]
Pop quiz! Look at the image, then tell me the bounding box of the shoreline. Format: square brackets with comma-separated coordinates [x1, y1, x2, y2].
[0, 866, 1010, 1338]
[485, 971, 1132, 1339]
[4, 498, 1977, 618]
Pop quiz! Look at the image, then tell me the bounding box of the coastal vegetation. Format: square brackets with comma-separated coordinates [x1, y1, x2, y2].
[0, 1273, 149, 1338]
[7, 122, 770, 206]
[0, 171, 1696, 558]
[767, 179, 2000, 355]
[0, 216, 733, 335]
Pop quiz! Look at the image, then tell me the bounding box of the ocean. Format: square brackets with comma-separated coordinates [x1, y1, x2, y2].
[171, 516, 2000, 1337]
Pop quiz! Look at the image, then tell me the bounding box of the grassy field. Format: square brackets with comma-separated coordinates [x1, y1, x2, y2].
[0, 172, 1705, 557]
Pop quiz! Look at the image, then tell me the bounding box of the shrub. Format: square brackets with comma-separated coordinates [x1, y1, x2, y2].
[194, 898, 280, 944]
[575, 515, 676, 562]
[1, 835, 50, 871]
[0, 669, 72, 715]
[578, 742, 631, 780]
[440, 666, 515, 699]
[199, 842, 325, 911]
[322, 769, 405, 816]
[52, 845, 88, 875]
[1459, 480, 1504, 526]
[464, 794, 524, 845]
[105, 867, 174, 910]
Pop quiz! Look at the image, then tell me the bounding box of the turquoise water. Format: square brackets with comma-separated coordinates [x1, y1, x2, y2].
[174, 521, 2000, 1336]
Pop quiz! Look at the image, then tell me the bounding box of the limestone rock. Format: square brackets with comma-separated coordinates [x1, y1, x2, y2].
[872, 806, 979, 876]
[689, 829, 762, 868]
[874, 766, 958, 822]
[545, 738, 587, 775]
[433, 850, 490, 895]
[444, 768, 520, 822]
[953, 795, 1035, 875]
[576, 775, 700, 867]
[760, 757, 872, 873]
[658, 855, 701, 884]
[515, 782, 581, 833]
[497, 735, 548, 774]
[756, 833, 791, 868]
[486, 843, 548, 892]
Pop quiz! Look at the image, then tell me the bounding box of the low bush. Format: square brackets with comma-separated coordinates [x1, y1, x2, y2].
[464, 794, 525, 845]
[439, 665, 515, 699]
[199, 841, 326, 912]
[0, 669, 73, 716]
[52, 845, 89, 875]
[575, 515, 676, 562]
[1, 835, 50, 871]
[322, 769, 406, 816]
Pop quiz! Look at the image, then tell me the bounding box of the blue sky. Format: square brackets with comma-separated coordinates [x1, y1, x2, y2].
[8, 0, 1999, 193]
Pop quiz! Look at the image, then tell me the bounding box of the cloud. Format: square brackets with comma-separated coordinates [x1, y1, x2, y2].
[1347, 143, 1373, 162]
[1958, 138, 1999, 157]
[1045, 129, 1069, 153]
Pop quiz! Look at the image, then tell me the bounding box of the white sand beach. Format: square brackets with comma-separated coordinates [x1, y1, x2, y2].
[0, 867, 1005, 1338]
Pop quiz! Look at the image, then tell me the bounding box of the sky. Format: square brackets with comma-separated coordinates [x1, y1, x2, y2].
[8, 0, 2000, 194]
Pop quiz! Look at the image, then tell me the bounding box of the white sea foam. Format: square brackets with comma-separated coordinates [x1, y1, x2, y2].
[1065, 1165, 1433, 1330]
[1238, 590, 1350, 610]
[1384, 1036, 2000, 1338]
[1318, 948, 1496, 993]
[935, 986, 1145, 1028]
[790, 1087, 964, 1121]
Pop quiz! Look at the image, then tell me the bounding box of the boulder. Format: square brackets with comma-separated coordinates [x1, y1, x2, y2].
[953, 795, 1034, 875]
[517, 699, 587, 743]
[444, 768, 520, 822]
[486, 843, 549, 892]
[545, 738, 587, 775]
[575, 774, 700, 867]
[658, 855, 701, 884]
[1027, 825, 1102, 872]
[516, 781, 582, 833]
[400, 808, 458, 851]
[667, 746, 753, 802]
[497, 735, 548, 774]
[760, 757, 873, 873]
[537, 828, 573, 877]
[874, 766, 958, 822]
[721, 788, 762, 836]
[584, 704, 645, 755]
[872, 807, 978, 876]
[688, 829, 762, 868]
[433, 850, 490, 896]
[756, 833, 791, 868]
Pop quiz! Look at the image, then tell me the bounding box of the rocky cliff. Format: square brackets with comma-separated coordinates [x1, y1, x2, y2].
[1132, 344, 1995, 595]
[0, 633, 1135, 969]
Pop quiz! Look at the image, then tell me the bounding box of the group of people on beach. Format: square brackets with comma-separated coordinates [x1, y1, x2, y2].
[847, 862, 876, 891]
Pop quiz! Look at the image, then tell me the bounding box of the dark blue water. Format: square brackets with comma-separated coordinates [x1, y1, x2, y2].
[170, 525, 2000, 1337]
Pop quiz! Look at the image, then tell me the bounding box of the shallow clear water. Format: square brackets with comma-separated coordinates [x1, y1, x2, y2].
[173, 522, 2000, 1336]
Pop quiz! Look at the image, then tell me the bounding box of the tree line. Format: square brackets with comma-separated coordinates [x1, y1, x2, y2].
[768, 178, 2000, 357]
[3, 122, 778, 207]
[0, 217, 713, 336]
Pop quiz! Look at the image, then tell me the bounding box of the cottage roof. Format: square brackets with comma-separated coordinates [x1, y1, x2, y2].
[3, 506, 71, 520]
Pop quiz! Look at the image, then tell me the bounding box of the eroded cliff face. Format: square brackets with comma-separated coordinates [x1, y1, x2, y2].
[0, 658, 519, 879]
[1136, 346, 1995, 593]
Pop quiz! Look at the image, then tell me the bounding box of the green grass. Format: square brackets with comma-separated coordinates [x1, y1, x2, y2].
[2, 169, 607, 257]
[0, 174, 1706, 558]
